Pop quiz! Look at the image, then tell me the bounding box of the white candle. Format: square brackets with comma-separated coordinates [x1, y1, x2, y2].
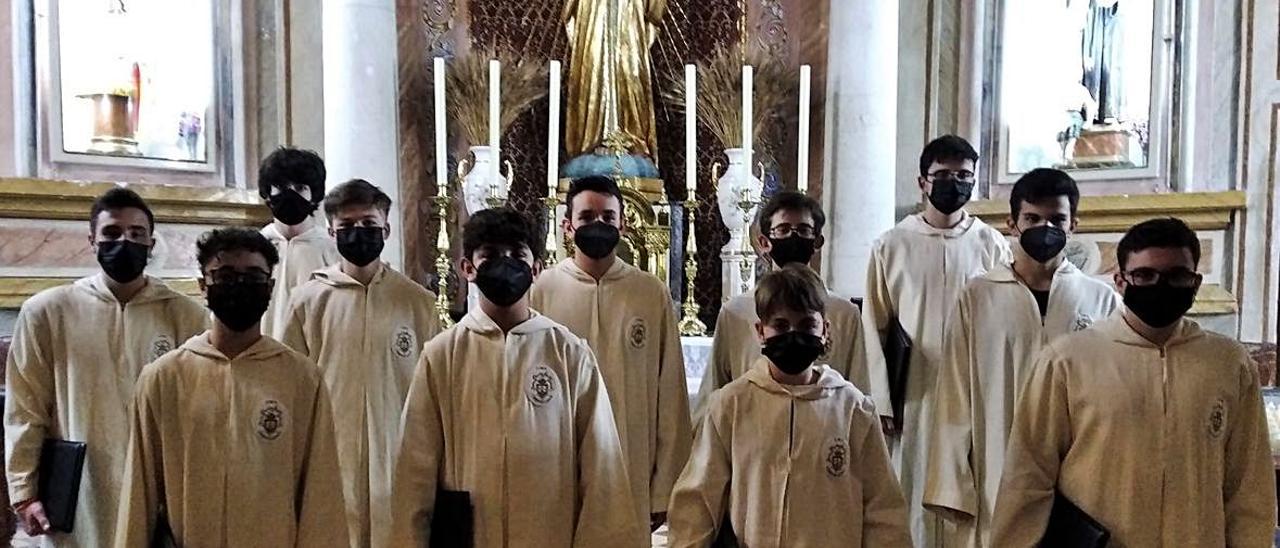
[547, 60, 561, 199]
[797, 64, 811, 193]
[488, 59, 501, 192]
[685, 64, 697, 200]
[434, 57, 447, 198]
[742, 65, 753, 183]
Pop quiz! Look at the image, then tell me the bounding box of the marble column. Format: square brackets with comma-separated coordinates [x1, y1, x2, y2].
[322, 0, 403, 269]
[820, 0, 898, 297]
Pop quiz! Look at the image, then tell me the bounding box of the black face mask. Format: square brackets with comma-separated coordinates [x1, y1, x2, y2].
[768, 236, 817, 267]
[474, 256, 534, 307]
[97, 240, 150, 283]
[573, 222, 621, 260]
[1124, 282, 1196, 329]
[762, 331, 825, 375]
[336, 227, 385, 267]
[927, 180, 974, 215]
[267, 191, 316, 226]
[206, 282, 272, 332]
[1019, 225, 1068, 264]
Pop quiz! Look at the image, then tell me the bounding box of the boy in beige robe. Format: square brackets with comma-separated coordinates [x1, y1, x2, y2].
[281, 179, 440, 548]
[991, 218, 1276, 547]
[669, 265, 911, 547]
[114, 227, 347, 547]
[862, 135, 1010, 546]
[923, 169, 1119, 547]
[257, 147, 340, 339]
[695, 191, 876, 420]
[529, 175, 691, 535]
[392, 208, 640, 547]
[5, 188, 208, 547]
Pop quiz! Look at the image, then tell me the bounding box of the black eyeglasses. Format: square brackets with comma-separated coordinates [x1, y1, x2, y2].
[1122, 267, 1201, 288]
[206, 268, 272, 285]
[768, 224, 817, 239]
[927, 169, 976, 182]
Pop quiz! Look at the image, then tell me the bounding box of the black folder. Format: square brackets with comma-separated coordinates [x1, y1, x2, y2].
[711, 514, 737, 548]
[36, 439, 86, 533]
[1039, 492, 1110, 547]
[884, 317, 912, 431]
[430, 489, 474, 548]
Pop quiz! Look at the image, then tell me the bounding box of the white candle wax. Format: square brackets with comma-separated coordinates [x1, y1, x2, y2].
[685, 64, 697, 200]
[797, 65, 811, 193]
[742, 65, 753, 183]
[434, 57, 447, 198]
[547, 60, 561, 199]
[488, 59, 501, 192]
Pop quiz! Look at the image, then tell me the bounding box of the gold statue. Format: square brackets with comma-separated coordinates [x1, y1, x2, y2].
[562, 0, 667, 159]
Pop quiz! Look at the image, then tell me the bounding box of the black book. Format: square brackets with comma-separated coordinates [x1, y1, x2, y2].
[884, 317, 912, 431]
[37, 439, 86, 533]
[1039, 492, 1110, 547]
[710, 513, 737, 548]
[429, 489, 474, 548]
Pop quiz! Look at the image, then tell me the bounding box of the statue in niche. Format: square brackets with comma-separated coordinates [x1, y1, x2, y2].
[562, 0, 667, 168]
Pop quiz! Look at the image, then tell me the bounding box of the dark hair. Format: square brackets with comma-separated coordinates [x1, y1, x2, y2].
[90, 187, 155, 233]
[755, 264, 828, 321]
[564, 176, 626, 219]
[1009, 168, 1080, 218]
[323, 179, 392, 219]
[919, 134, 979, 177]
[462, 208, 544, 263]
[196, 228, 281, 273]
[1116, 218, 1201, 271]
[757, 190, 826, 236]
[258, 147, 326, 204]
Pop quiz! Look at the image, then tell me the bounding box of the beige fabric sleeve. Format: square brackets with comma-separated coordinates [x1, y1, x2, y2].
[279, 298, 311, 359]
[389, 350, 444, 547]
[4, 303, 55, 504]
[855, 398, 913, 546]
[922, 297, 979, 521]
[293, 378, 349, 547]
[651, 299, 693, 513]
[570, 346, 644, 547]
[1222, 356, 1278, 545]
[112, 371, 162, 548]
[693, 304, 737, 423]
[860, 243, 895, 417]
[666, 399, 732, 548]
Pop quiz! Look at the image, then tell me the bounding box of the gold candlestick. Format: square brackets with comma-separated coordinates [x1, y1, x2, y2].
[434, 192, 455, 329]
[678, 200, 707, 336]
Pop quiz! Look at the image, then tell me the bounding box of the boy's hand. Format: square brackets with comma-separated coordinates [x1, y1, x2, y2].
[650, 512, 667, 532]
[15, 499, 51, 536]
[880, 416, 898, 436]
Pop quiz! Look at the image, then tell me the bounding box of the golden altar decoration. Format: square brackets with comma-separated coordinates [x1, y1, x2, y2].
[557, 177, 671, 282]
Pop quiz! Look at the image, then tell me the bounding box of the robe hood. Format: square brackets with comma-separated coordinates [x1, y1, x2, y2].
[743, 358, 857, 401]
[181, 331, 292, 363]
[460, 306, 558, 337]
[1097, 309, 1206, 350]
[310, 263, 389, 288]
[261, 222, 331, 245]
[75, 273, 191, 307]
[899, 211, 982, 238]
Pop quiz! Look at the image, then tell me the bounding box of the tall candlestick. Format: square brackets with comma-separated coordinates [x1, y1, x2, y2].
[547, 60, 561, 199]
[434, 57, 448, 198]
[685, 64, 697, 199]
[488, 59, 501, 192]
[797, 64, 811, 193]
[742, 65, 753, 183]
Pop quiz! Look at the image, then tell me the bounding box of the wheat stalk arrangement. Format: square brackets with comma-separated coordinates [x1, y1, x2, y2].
[445, 48, 549, 148]
[661, 47, 796, 150]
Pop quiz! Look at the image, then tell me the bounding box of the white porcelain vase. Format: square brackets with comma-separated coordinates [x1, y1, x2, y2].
[715, 147, 765, 252]
[460, 145, 513, 215]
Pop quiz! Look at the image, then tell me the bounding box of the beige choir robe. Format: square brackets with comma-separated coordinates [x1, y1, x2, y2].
[694, 287, 876, 421]
[114, 332, 347, 547]
[990, 313, 1277, 547]
[529, 259, 692, 525]
[861, 212, 1009, 547]
[261, 222, 340, 339]
[389, 308, 642, 547]
[922, 261, 1120, 547]
[668, 359, 912, 547]
[280, 263, 440, 548]
[4, 275, 208, 547]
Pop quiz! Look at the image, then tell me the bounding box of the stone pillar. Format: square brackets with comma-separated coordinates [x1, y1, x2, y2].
[322, 0, 403, 269]
[820, 0, 898, 298]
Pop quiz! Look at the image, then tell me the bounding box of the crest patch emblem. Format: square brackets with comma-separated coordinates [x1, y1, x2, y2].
[150, 334, 174, 360]
[257, 400, 285, 440]
[1208, 399, 1227, 439]
[393, 327, 416, 359]
[825, 438, 849, 477]
[526, 365, 557, 406]
[1072, 314, 1095, 332]
[628, 318, 647, 349]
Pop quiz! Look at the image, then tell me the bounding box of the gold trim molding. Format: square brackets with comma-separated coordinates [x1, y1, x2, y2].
[0, 277, 202, 309]
[967, 191, 1247, 234]
[0, 178, 272, 226]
